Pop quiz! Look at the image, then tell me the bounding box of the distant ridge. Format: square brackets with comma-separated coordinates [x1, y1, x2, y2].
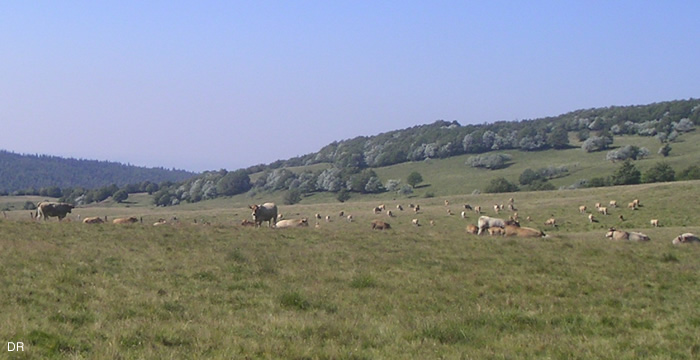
[0, 150, 197, 193]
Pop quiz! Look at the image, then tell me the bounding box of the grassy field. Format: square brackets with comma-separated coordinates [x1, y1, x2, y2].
[2, 180, 700, 359]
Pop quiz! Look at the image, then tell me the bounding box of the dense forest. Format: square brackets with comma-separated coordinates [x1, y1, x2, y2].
[3, 99, 699, 207]
[0, 151, 195, 195]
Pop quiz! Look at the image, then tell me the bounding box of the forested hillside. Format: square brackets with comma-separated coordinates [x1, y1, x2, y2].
[0, 151, 196, 194]
[144, 99, 699, 206]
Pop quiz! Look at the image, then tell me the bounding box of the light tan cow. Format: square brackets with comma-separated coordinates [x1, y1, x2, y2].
[650, 219, 659, 227]
[386, 210, 394, 217]
[588, 214, 596, 223]
[627, 202, 637, 210]
[113, 216, 138, 224]
[605, 228, 650, 241]
[444, 200, 450, 206]
[609, 200, 617, 208]
[474, 206, 481, 214]
[276, 218, 309, 228]
[579, 205, 587, 214]
[544, 218, 557, 227]
[82, 216, 104, 224]
[597, 206, 608, 215]
[488, 227, 505, 236]
[672, 233, 700, 245]
[346, 214, 354, 222]
[411, 218, 420, 226]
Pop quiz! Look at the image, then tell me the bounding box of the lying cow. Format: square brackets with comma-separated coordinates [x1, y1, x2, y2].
[466, 224, 478, 234]
[240, 219, 255, 227]
[276, 218, 309, 228]
[504, 225, 546, 238]
[250, 202, 278, 228]
[113, 216, 139, 224]
[672, 233, 700, 245]
[605, 228, 650, 242]
[371, 219, 391, 230]
[82, 216, 104, 224]
[36, 201, 74, 221]
[487, 227, 505, 236]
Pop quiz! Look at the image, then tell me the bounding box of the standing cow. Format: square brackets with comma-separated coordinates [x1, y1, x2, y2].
[249, 203, 278, 228]
[36, 202, 74, 221]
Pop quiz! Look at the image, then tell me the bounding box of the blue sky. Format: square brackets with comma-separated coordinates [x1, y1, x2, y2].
[2, 1, 698, 172]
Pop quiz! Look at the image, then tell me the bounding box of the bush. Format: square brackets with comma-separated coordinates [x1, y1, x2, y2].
[484, 177, 519, 193]
[610, 160, 641, 186]
[678, 165, 700, 180]
[283, 189, 302, 205]
[336, 189, 350, 203]
[527, 179, 556, 191]
[112, 189, 128, 203]
[466, 154, 512, 169]
[407, 172, 423, 188]
[642, 162, 675, 183]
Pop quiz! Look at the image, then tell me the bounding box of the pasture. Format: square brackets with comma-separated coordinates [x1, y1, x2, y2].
[1, 181, 700, 359]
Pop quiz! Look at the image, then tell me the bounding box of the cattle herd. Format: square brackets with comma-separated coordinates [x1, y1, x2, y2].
[16, 198, 699, 245]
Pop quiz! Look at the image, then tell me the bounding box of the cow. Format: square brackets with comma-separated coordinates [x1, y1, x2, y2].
[466, 224, 478, 234]
[411, 218, 420, 226]
[338, 211, 344, 217]
[82, 216, 104, 224]
[373, 207, 382, 214]
[579, 205, 587, 214]
[113, 216, 139, 224]
[325, 215, 332, 222]
[371, 219, 391, 230]
[632, 199, 640, 208]
[240, 219, 255, 227]
[276, 218, 309, 228]
[588, 214, 597, 223]
[609, 200, 618, 208]
[444, 200, 450, 206]
[504, 225, 546, 238]
[605, 228, 651, 242]
[477, 216, 506, 235]
[650, 219, 659, 227]
[544, 218, 557, 227]
[396, 205, 403, 211]
[627, 202, 637, 210]
[488, 227, 505, 236]
[154, 218, 168, 226]
[493, 204, 500, 214]
[461, 211, 467, 219]
[414, 205, 421, 213]
[250, 203, 278, 228]
[386, 210, 394, 217]
[346, 214, 354, 222]
[474, 206, 481, 214]
[464, 204, 473, 210]
[36, 202, 74, 221]
[672, 233, 700, 245]
[597, 206, 608, 215]
[315, 213, 322, 219]
[429, 220, 435, 226]
[507, 203, 516, 212]
[446, 209, 452, 216]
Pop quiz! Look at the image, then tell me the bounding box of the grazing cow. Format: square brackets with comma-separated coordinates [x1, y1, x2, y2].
[429, 220, 435, 226]
[396, 205, 403, 211]
[466, 224, 478, 234]
[444, 200, 450, 206]
[579, 205, 587, 214]
[371, 219, 391, 230]
[632, 199, 640, 207]
[508, 197, 514, 204]
[461, 211, 467, 219]
[338, 211, 344, 217]
[373, 207, 382, 214]
[325, 215, 331, 222]
[386, 210, 394, 217]
[619, 215, 625, 221]
[672, 233, 700, 245]
[588, 214, 597, 223]
[488, 227, 505, 236]
[249, 203, 278, 228]
[627, 202, 637, 210]
[82, 216, 104, 224]
[595, 202, 602, 209]
[113, 216, 139, 224]
[240, 219, 255, 227]
[544, 218, 557, 227]
[507, 203, 516, 212]
[414, 205, 421, 213]
[512, 212, 519, 221]
[276, 218, 309, 228]
[477, 216, 506, 235]
[474, 206, 481, 214]
[411, 218, 420, 226]
[605, 228, 651, 242]
[315, 213, 322, 219]
[446, 209, 452, 216]
[609, 200, 617, 208]
[597, 207, 608, 215]
[504, 225, 546, 238]
[378, 204, 386, 211]
[493, 204, 500, 214]
[650, 219, 659, 227]
[346, 214, 354, 222]
[464, 204, 473, 210]
[36, 202, 74, 221]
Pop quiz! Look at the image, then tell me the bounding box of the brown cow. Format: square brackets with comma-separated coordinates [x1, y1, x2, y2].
[504, 225, 545, 238]
[240, 219, 255, 227]
[371, 219, 391, 230]
[466, 224, 478, 234]
[36, 202, 74, 221]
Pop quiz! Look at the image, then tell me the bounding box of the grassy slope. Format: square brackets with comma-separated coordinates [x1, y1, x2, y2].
[2, 178, 700, 358]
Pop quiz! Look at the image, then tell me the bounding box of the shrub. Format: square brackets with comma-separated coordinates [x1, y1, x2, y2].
[283, 189, 302, 205]
[678, 165, 700, 180]
[642, 162, 675, 183]
[611, 160, 641, 186]
[466, 153, 512, 169]
[484, 177, 519, 193]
